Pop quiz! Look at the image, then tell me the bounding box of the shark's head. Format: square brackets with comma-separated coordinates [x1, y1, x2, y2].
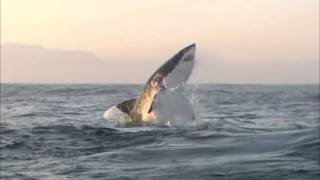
[180, 43, 196, 62]
[147, 43, 196, 86]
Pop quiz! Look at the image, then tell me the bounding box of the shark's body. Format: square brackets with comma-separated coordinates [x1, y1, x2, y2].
[104, 44, 196, 126]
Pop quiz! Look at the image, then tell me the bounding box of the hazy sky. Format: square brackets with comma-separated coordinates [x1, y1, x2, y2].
[1, 0, 319, 84]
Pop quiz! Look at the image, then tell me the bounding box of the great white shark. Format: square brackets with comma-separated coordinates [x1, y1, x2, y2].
[103, 44, 196, 126]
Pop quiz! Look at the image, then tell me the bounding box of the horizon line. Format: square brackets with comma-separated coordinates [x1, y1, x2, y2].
[1, 82, 319, 86]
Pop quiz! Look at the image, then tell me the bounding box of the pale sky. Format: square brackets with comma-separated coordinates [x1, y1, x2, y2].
[1, 0, 319, 84]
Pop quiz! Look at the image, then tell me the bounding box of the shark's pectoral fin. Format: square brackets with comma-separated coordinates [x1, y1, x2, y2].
[116, 98, 136, 114]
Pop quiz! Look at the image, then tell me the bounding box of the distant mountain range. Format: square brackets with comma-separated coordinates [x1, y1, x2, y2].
[1, 43, 122, 83]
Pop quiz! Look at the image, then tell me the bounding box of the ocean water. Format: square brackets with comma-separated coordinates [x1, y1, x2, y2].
[0, 84, 319, 180]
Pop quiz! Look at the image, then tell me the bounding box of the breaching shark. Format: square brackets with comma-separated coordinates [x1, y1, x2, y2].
[103, 44, 196, 126]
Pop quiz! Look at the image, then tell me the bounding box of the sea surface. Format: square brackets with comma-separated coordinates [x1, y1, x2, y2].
[0, 84, 319, 180]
